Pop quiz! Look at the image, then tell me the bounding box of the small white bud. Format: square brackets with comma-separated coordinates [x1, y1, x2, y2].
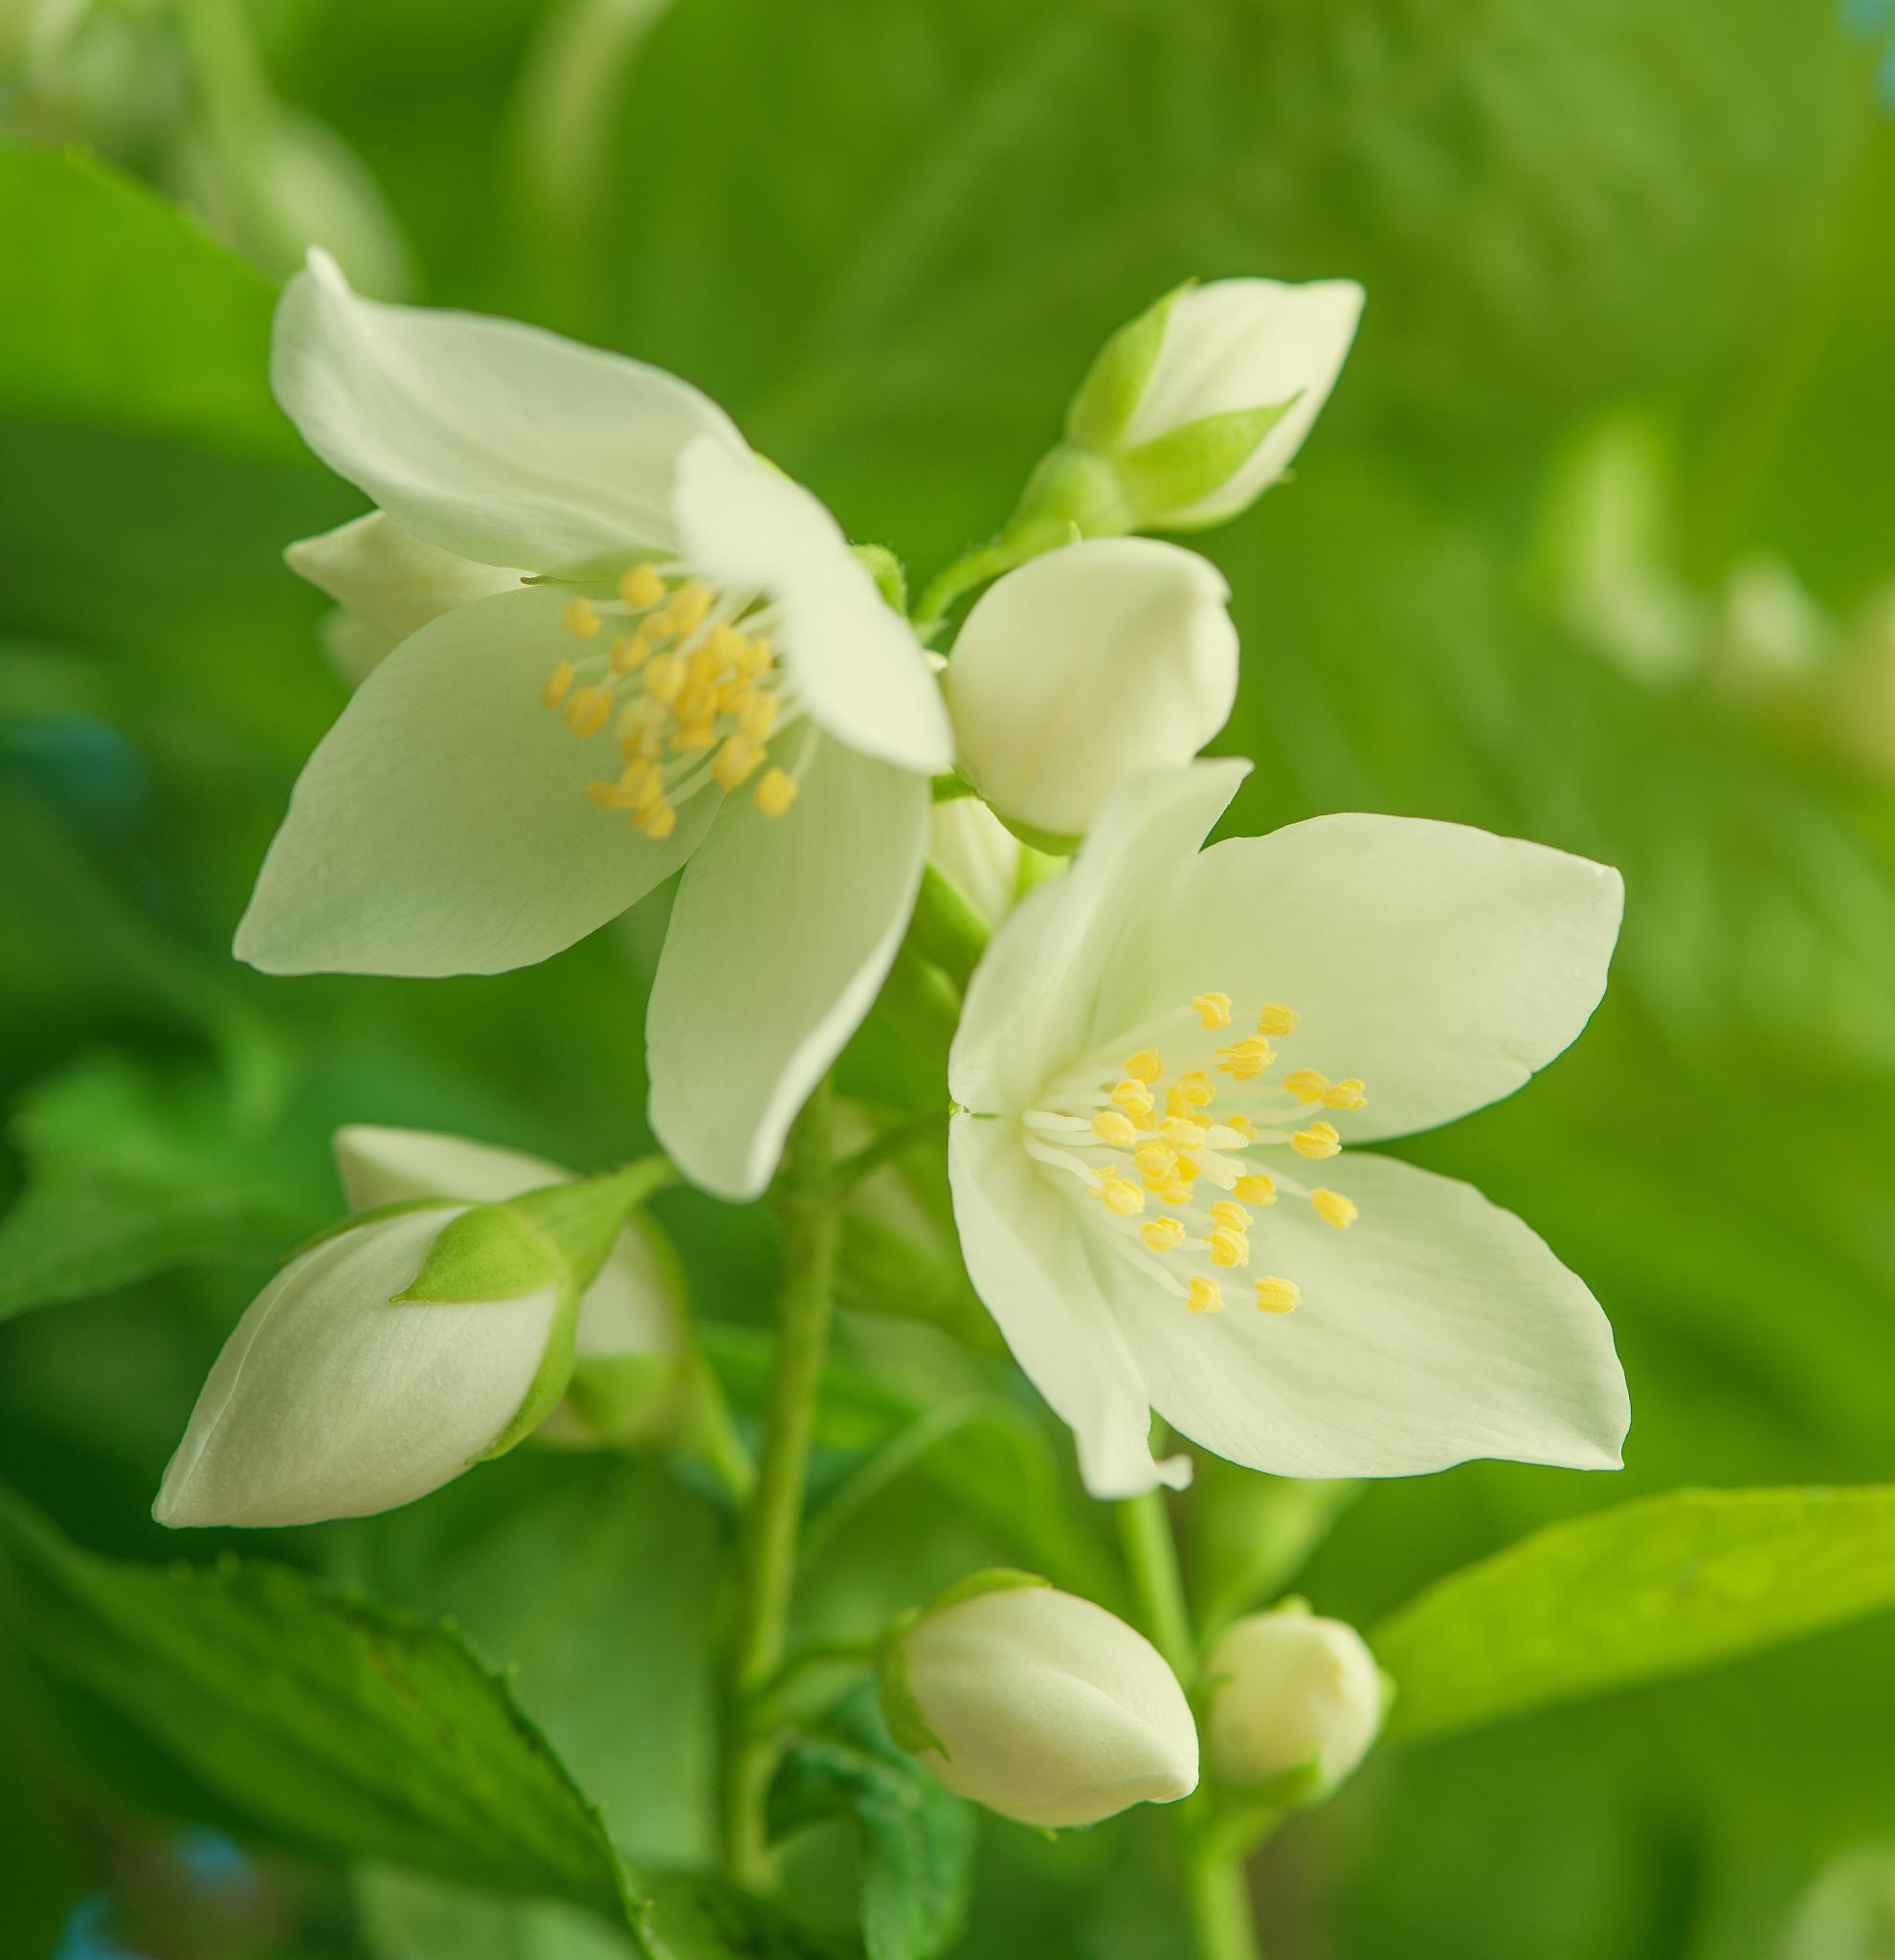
[883, 1576, 1198, 1829]
[332, 1125, 680, 1445]
[943, 538, 1238, 843]
[154, 1206, 561, 1529]
[927, 797, 1023, 926]
[285, 512, 525, 683]
[1202, 1607, 1385, 1800]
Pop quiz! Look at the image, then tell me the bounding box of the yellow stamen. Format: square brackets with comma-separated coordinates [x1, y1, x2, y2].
[677, 680, 718, 726]
[713, 735, 763, 791]
[1209, 1227, 1250, 1270]
[635, 796, 677, 839]
[1176, 1070, 1215, 1108]
[1234, 1173, 1277, 1205]
[1155, 1175, 1193, 1205]
[584, 780, 624, 808]
[1098, 1174, 1145, 1217]
[740, 635, 773, 676]
[565, 686, 611, 737]
[610, 635, 650, 675]
[1159, 1117, 1205, 1149]
[1092, 1110, 1139, 1147]
[1292, 1121, 1341, 1160]
[1124, 1049, 1163, 1084]
[655, 581, 712, 637]
[1142, 1217, 1186, 1252]
[1111, 1080, 1156, 1122]
[1209, 1200, 1250, 1232]
[740, 692, 779, 741]
[542, 659, 575, 709]
[1216, 1036, 1274, 1080]
[563, 598, 601, 639]
[1322, 1077, 1368, 1112]
[1186, 1278, 1224, 1315]
[1193, 991, 1233, 1031]
[1282, 1068, 1329, 1103]
[643, 652, 685, 705]
[1133, 1143, 1176, 1181]
[1173, 1155, 1201, 1184]
[1254, 1277, 1302, 1314]
[1311, 1188, 1357, 1231]
[1226, 1115, 1256, 1142]
[754, 768, 799, 817]
[1257, 1003, 1300, 1036]
[618, 562, 665, 610]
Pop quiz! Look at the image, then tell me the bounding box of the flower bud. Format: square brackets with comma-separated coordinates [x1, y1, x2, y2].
[943, 539, 1237, 844]
[881, 1573, 1198, 1828]
[928, 796, 1023, 927]
[1202, 1605, 1386, 1801]
[154, 1206, 562, 1528]
[332, 1125, 682, 1446]
[1037, 277, 1364, 535]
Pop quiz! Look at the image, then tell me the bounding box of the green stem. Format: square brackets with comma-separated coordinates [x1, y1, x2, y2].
[1116, 1487, 1196, 1680]
[1183, 1838, 1263, 1960]
[718, 1078, 840, 1889]
[911, 862, 992, 991]
[831, 1110, 948, 1194]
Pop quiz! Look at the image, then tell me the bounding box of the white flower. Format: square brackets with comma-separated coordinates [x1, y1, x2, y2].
[948, 761, 1629, 1498]
[236, 253, 953, 1199]
[885, 1578, 1198, 1828]
[154, 1206, 559, 1528]
[944, 540, 1238, 842]
[1202, 1607, 1385, 1797]
[332, 1124, 680, 1444]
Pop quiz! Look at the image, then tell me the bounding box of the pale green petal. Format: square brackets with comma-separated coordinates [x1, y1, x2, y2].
[948, 1117, 1189, 1500]
[236, 588, 717, 977]
[949, 760, 1249, 1116]
[1146, 813, 1623, 1142]
[673, 438, 952, 774]
[1096, 1152, 1628, 1478]
[286, 511, 525, 642]
[646, 737, 929, 1200]
[273, 250, 744, 571]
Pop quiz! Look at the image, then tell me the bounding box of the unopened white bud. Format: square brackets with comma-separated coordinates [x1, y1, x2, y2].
[927, 797, 1023, 927]
[944, 539, 1237, 843]
[882, 1575, 1198, 1828]
[1203, 1606, 1386, 1800]
[154, 1205, 560, 1529]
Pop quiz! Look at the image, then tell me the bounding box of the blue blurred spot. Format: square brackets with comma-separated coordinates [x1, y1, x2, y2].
[53, 1899, 146, 1960]
[176, 1828, 254, 1891]
[1, 713, 153, 835]
[1841, 0, 1895, 36]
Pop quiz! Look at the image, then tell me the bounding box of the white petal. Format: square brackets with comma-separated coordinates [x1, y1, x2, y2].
[646, 737, 929, 1201]
[318, 608, 397, 686]
[236, 588, 718, 977]
[672, 438, 951, 773]
[1099, 1153, 1628, 1478]
[949, 760, 1249, 1117]
[945, 539, 1238, 838]
[947, 1116, 1186, 1499]
[1153, 813, 1623, 1142]
[333, 1124, 577, 1212]
[273, 250, 745, 572]
[154, 1209, 557, 1527]
[286, 511, 526, 641]
[928, 796, 1023, 927]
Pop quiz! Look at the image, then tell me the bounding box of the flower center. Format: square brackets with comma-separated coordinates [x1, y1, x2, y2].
[539, 563, 805, 839]
[1020, 994, 1364, 1318]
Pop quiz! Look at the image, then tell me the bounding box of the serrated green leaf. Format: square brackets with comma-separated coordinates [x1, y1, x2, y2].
[1375, 1487, 1895, 1746]
[0, 1486, 633, 1919]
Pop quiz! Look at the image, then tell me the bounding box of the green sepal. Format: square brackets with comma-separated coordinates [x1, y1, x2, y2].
[474, 1276, 584, 1464]
[876, 1616, 948, 1760]
[1064, 279, 1193, 451]
[852, 542, 909, 613]
[988, 805, 1081, 859]
[1009, 446, 1136, 541]
[923, 1567, 1051, 1615]
[1120, 397, 1298, 527]
[931, 771, 977, 803]
[392, 1201, 565, 1307]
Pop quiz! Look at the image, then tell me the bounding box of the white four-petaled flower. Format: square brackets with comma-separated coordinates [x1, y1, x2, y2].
[238, 253, 952, 1198]
[948, 761, 1630, 1498]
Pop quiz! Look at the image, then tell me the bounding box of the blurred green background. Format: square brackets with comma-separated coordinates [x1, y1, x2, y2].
[4, 1, 1895, 1956]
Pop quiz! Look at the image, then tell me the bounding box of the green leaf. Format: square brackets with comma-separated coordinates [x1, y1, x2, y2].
[769, 1705, 975, 1960]
[0, 147, 298, 457]
[1375, 1486, 1895, 1746]
[0, 1486, 632, 1918]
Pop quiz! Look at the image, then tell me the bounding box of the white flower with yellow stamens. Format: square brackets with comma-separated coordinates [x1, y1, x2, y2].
[948, 761, 1630, 1498]
[235, 252, 951, 1199]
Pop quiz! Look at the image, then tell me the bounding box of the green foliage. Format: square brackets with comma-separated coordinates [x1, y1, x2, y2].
[1377, 1487, 1895, 1745]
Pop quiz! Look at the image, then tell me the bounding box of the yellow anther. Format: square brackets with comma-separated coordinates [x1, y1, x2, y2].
[1254, 1277, 1302, 1314]
[618, 562, 666, 610]
[716, 677, 754, 716]
[685, 643, 721, 686]
[1173, 1155, 1201, 1184]
[1216, 1036, 1274, 1080]
[635, 795, 677, 839]
[1159, 1117, 1206, 1149]
[619, 730, 658, 767]
[1177, 1070, 1216, 1108]
[1292, 1121, 1341, 1160]
[739, 692, 779, 741]
[1282, 1068, 1329, 1103]
[657, 581, 712, 637]
[562, 598, 601, 639]
[1186, 1278, 1225, 1315]
[754, 768, 799, 817]
[1093, 1110, 1139, 1147]
[584, 780, 624, 808]
[1322, 1077, 1368, 1112]
[1141, 1216, 1186, 1252]
[1098, 1175, 1145, 1217]
[1155, 1175, 1193, 1205]
[542, 659, 575, 709]
[610, 635, 649, 674]
[565, 686, 611, 737]
[1226, 1115, 1256, 1142]
[740, 635, 773, 676]
[1133, 1142, 1176, 1181]
[643, 652, 685, 705]
[678, 680, 719, 726]
[1311, 1188, 1358, 1231]
[1209, 1227, 1250, 1270]
[1193, 991, 1233, 1031]
[714, 735, 764, 791]
[672, 724, 717, 754]
[1234, 1172, 1277, 1205]
[1124, 1049, 1164, 1084]
[1257, 1003, 1301, 1036]
[1209, 1200, 1250, 1232]
[1111, 1080, 1156, 1122]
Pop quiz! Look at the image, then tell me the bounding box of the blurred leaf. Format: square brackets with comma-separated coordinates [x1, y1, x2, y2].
[0, 1054, 321, 1324]
[0, 1487, 632, 1919]
[359, 1863, 639, 1960]
[1376, 1486, 1895, 1745]
[631, 1869, 850, 1960]
[0, 146, 296, 457]
[769, 1704, 975, 1960]
[1189, 1462, 1362, 1644]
